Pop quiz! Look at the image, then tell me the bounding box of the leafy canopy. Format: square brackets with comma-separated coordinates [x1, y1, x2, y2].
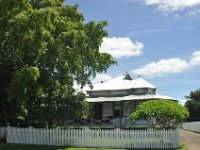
[0, 0, 116, 127]
[185, 88, 200, 101]
[185, 88, 200, 121]
[130, 99, 189, 128]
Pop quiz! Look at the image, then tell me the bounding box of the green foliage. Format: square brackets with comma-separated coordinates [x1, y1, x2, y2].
[130, 99, 189, 128]
[185, 100, 200, 120]
[185, 88, 200, 121]
[185, 88, 200, 101]
[8, 67, 40, 103]
[0, 143, 189, 150]
[0, 144, 126, 150]
[0, 0, 116, 126]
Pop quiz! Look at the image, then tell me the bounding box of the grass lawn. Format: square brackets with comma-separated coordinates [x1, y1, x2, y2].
[0, 143, 188, 150]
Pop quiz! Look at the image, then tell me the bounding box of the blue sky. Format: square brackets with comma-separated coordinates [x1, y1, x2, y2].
[67, 0, 200, 104]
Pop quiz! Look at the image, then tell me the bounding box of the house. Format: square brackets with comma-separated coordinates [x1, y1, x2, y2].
[85, 74, 176, 126]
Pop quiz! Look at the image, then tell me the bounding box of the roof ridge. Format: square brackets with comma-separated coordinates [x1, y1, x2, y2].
[132, 76, 139, 88]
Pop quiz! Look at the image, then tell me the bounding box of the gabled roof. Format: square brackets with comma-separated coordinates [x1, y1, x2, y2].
[86, 74, 156, 92]
[130, 76, 156, 89]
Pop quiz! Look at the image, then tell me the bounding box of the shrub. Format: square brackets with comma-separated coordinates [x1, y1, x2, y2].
[130, 99, 189, 128]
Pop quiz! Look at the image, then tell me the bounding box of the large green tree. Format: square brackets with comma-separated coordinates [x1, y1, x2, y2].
[185, 88, 200, 121]
[0, 0, 116, 127]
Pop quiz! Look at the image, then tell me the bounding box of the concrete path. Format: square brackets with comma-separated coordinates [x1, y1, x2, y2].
[181, 130, 200, 150]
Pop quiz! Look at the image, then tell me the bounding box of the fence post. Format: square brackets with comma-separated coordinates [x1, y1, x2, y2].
[6, 126, 10, 143]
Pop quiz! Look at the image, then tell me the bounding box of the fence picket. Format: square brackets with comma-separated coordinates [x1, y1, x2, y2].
[183, 122, 200, 132]
[6, 126, 180, 149]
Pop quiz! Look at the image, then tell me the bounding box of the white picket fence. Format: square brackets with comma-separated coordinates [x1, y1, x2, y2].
[0, 127, 7, 140]
[7, 126, 180, 149]
[182, 122, 200, 132]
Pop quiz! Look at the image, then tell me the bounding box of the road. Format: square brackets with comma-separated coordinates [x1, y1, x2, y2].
[181, 129, 200, 150]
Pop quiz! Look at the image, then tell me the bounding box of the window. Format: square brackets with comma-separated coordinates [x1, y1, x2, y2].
[113, 102, 122, 118]
[143, 88, 148, 93]
[131, 89, 137, 94]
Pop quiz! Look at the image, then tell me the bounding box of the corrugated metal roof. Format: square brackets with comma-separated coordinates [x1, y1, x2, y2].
[130, 77, 156, 89]
[86, 94, 176, 102]
[86, 75, 156, 92]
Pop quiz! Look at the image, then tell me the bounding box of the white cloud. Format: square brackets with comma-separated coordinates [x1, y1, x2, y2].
[142, 0, 200, 12]
[126, 27, 193, 36]
[92, 74, 113, 83]
[189, 51, 200, 66]
[132, 58, 189, 77]
[187, 9, 200, 16]
[100, 37, 143, 59]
